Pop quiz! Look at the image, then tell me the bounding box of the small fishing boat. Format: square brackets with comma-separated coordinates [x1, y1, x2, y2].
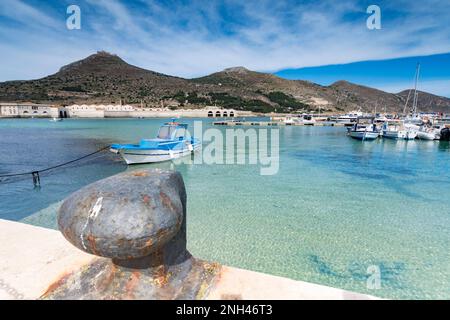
[382, 120, 418, 140]
[50, 117, 63, 122]
[110, 120, 201, 164]
[283, 114, 316, 125]
[283, 116, 297, 125]
[298, 114, 316, 125]
[348, 117, 379, 141]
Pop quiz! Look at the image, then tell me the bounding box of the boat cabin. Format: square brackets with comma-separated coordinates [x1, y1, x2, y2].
[350, 117, 377, 132]
[383, 120, 406, 131]
[157, 122, 191, 141]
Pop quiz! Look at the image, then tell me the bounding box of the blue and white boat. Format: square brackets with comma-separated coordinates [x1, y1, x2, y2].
[347, 117, 379, 141]
[110, 120, 201, 164]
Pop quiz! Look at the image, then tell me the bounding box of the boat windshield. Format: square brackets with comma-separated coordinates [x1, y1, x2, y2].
[157, 126, 176, 139]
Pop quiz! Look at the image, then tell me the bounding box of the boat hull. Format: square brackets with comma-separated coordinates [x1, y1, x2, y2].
[349, 131, 379, 140]
[112, 143, 201, 164]
[417, 131, 438, 140]
[382, 130, 417, 140]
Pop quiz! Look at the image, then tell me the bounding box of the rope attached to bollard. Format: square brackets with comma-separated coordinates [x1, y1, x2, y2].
[0, 146, 110, 187]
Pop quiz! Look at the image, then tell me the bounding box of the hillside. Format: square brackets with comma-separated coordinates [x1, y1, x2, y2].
[1, 51, 449, 113]
[0, 51, 193, 105]
[329, 81, 406, 113]
[397, 90, 450, 113]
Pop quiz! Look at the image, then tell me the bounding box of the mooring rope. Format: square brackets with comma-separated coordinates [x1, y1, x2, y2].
[0, 145, 110, 186]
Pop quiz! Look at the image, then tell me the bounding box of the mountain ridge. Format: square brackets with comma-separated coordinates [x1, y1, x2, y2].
[0, 51, 449, 113]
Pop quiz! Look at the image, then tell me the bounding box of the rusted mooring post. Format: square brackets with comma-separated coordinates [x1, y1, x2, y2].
[42, 169, 220, 300]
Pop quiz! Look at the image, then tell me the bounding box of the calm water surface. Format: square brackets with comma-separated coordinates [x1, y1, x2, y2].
[0, 118, 449, 299]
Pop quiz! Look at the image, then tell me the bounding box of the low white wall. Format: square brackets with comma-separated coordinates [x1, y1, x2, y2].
[67, 109, 105, 118]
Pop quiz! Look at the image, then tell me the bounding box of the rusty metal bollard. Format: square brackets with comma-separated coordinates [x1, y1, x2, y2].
[42, 169, 220, 300]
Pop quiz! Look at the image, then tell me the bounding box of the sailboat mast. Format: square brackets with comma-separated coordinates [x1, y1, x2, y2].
[411, 63, 420, 116]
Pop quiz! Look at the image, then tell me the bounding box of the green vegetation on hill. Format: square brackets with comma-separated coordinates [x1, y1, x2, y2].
[164, 91, 309, 113]
[208, 92, 274, 113]
[265, 91, 311, 111]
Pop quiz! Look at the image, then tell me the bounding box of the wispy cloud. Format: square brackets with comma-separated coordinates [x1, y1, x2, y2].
[0, 0, 449, 82]
[0, 0, 60, 29]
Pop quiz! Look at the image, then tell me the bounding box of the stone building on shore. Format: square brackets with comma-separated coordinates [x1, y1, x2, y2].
[0, 103, 60, 118]
[0, 102, 252, 118]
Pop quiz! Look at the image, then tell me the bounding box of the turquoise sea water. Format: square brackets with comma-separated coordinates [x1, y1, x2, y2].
[0, 118, 449, 299]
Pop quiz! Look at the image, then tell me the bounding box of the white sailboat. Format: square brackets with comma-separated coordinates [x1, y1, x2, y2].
[402, 63, 423, 131]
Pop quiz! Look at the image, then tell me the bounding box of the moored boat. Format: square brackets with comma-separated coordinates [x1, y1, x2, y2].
[417, 125, 440, 140]
[382, 120, 417, 140]
[348, 117, 379, 141]
[332, 110, 363, 126]
[110, 120, 200, 164]
[298, 114, 316, 125]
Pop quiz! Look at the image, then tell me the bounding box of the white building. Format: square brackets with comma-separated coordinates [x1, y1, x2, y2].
[66, 104, 135, 118]
[205, 107, 238, 118]
[66, 105, 104, 118]
[48, 104, 250, 118]
[0, 103, 59, 118]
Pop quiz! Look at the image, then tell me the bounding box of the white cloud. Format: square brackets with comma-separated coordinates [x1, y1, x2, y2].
[0, 0, 449, 82]
[0, 0, 59, 29]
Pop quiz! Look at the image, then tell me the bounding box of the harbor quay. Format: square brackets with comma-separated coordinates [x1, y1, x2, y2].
[0, 169, 378, 300]
[213, 120, 350, 127]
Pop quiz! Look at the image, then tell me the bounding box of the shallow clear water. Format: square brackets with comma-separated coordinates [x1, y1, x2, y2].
[0, 118, 449, 299]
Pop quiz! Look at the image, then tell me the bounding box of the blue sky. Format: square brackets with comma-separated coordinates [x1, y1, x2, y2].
[1, 0, 450, 96]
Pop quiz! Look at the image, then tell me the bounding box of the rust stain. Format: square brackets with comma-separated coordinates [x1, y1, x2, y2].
[145, 237, 153, 247]
[133, 171, 148, 177]
[159, 191, 176, 212]
[153, 265, 171, 287]
[206, 264, 225, 288]
[40, 271, 73, 298]
[125, 271, 141, 299]
[156, 226, 170, 241]
[96, 263, 117, 290]
[142, 194, 151, 205]
[203, 262, 221, 275]
[149, 250, 171, 287]
[87, 233, 99, 255]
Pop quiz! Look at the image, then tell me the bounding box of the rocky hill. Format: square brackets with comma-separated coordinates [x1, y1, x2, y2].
[397, 90, 450, 113]
[1, 51, 449, 113]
